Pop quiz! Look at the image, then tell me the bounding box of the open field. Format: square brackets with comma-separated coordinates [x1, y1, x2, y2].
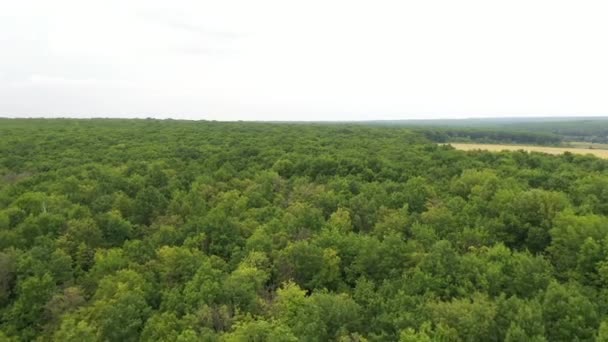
[449, 143, 608, 159]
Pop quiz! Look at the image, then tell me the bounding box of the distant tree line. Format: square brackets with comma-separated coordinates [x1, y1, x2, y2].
[416, 128, 563, 145]
[508, 120, 608, 143]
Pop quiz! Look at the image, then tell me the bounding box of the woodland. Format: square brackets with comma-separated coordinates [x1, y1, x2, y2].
[2, 119, 608, 341]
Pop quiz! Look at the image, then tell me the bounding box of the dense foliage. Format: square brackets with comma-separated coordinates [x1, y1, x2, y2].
[2, 119, 608, 341]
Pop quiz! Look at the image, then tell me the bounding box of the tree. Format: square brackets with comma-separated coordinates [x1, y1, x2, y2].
[542, 281, 598, 341]
[96, 210, 133, 246]
[140, 312, 189, 342]
[424, 293, 497, 342]
[223, 264, 268, 313]
[53, 316, 97, 342]
[183, 259, 225, 311]
[224, 319, 297, 342]
[400, 326, 432, 342]
[7, 273, 55, 339]
[156, 246, 203, 286]
[403, 177, 435, 213]
[133, 186, 168, 225]
[549, 213, 608, 279]
[276, 241, 339, 290]
[0, 250, 16, 306]
[45, 286, 85, 322]
[88, 270, 152, 342]
[273, 281, 325, 340]
[327, 207, 353, 233]
[597, 320, 608, 342]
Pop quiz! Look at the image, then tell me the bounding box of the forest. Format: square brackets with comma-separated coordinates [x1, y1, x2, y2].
[2, 118, 608, 341]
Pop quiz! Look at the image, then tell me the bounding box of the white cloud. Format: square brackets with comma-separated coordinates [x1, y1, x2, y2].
[1, 0, 608, 120]
[9, 75, 134, 88]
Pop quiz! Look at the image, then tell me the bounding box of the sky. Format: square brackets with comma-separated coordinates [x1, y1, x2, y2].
[1, 0, 608, 121]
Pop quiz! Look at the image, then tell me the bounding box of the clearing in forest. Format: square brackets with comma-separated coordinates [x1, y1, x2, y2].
[449, 143, 608, 159]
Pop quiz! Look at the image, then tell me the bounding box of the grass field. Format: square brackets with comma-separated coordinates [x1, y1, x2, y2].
[449, 143, 608, 159]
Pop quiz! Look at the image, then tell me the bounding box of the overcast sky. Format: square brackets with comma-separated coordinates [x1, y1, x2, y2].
[1, 0, 608, 121]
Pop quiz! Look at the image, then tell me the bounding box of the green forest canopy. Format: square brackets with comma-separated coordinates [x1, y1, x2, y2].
[2, 119, 608, 341]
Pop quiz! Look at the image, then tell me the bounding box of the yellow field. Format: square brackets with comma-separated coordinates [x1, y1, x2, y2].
[448, 143, 608, 159]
